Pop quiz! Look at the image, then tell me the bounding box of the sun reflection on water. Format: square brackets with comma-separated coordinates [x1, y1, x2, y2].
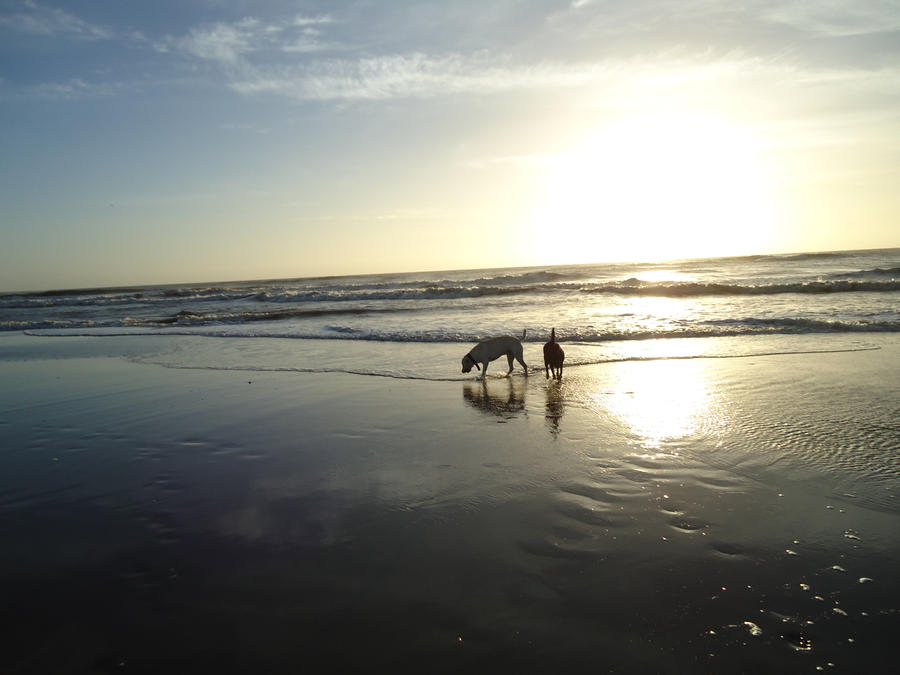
[592, 351, 724, 452]
[609, 294, 705, 343]
[631, 269, 696, 284]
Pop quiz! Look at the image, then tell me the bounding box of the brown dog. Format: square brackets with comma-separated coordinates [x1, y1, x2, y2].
[543, 328, 565, 380]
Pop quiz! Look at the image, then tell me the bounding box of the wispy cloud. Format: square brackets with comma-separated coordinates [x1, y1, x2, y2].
[7, 2, 898, 113]
[228, 52, 616, 101]
[160, 14, 337, 64]
[168, 3, 896, 105]
[28, 77, 120, 100]
[172, 18, 258, 64]
[292, 15, 334, 29]
[762, 0, 900, 36]
[0, 0, 111, 40]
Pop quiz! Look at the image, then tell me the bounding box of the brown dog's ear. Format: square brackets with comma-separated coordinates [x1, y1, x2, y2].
[474, 362, 481, 370]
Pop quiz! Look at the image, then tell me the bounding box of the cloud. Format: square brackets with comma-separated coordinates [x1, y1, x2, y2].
[28, 77, 119, 99]
[0, 0, 111, 40]
[762, 0, 900, 36]
[143, 3, 900, 110]
[174, 19, 258, 63]
[228, 52, 615, 101]
[291, 15, 334, 28]
[282, 27, 333, 54]
[162, 14, 336, 64]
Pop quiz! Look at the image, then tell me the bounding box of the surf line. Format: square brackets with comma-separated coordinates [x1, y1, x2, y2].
[124, 356, 464, 382]
[126, 346, 881, 382]
[563, 345, 882, 369]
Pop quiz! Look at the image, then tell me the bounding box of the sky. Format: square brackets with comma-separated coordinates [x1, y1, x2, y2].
[1, 0, 899, 291]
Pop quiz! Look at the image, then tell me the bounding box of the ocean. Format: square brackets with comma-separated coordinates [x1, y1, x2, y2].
[2, 248, 898, 380]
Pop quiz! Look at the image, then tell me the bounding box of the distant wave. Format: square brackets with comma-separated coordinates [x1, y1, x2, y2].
[699, 317, 899, 333]
[0, 288, 252, 310]
[0, 270, 580, 310]
[156, 278, 900, 303]
[583, 279, 900, 297]
[156, 306, 419, 325]
[24, 316, 900, 341]
[11, 285, 147, 298]
[4, 271, 896, 313]
[2, 305, 422, 331]
[828, 267, 900, 280]
[103, 278, 900, 306]
[774, 251, 845, 260]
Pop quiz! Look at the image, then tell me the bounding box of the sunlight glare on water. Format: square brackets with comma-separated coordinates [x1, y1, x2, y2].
[631, 269, 697, 283]
[590, 354, 725, 451]
[615, 295, 694, 336]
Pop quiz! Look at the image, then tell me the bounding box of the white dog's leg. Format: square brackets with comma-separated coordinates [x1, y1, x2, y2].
[516, 355, 528, 374]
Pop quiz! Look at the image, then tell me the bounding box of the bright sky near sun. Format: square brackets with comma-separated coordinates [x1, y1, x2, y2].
[1, 0, 899, 291]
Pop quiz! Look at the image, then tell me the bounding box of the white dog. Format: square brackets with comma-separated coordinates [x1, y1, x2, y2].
[461, 330, 529, 380]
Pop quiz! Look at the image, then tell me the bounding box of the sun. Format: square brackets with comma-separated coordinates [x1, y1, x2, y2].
[532, 112, 779, 262]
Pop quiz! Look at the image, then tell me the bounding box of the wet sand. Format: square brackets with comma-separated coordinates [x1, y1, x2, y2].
[1, 333, 898, 673]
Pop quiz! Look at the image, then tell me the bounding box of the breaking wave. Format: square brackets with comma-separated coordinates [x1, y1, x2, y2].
[586, 279, 899, 297]
[2, 269, 897, 314]
[23, 315, 900, 342]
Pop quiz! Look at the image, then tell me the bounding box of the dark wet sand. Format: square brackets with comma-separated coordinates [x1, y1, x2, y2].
[1, 334, 899, 673]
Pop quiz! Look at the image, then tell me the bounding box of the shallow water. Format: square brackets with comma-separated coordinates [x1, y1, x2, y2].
[1, 332, 898, 672]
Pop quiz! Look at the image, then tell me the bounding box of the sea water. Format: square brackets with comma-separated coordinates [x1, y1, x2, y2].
[2, 248, 897, 380]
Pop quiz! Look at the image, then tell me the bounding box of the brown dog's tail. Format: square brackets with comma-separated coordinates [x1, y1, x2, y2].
[522, 329, 527, 342]
[550, 327, 556, 343]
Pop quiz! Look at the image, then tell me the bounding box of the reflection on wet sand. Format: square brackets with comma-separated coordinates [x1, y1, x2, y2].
[545, 381, 564, 437]
[589, 356, 725, 451]
[462, 379, 526, 419]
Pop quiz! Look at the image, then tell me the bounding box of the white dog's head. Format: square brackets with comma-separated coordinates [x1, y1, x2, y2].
[461, 353, 480, 373]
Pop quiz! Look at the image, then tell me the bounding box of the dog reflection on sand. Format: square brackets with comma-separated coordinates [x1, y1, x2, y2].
[545, 381, 564, 437]
[462, 379, 525, 419]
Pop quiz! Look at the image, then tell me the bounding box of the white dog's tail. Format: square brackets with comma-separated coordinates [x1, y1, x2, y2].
[522, 329, 527, 342]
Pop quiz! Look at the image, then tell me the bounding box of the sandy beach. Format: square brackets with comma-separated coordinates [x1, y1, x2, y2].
[1, 332, 898, 673]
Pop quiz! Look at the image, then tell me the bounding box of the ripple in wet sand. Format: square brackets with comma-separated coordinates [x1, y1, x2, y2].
[617, 468, 653, 484]
[518, 538, 592, 561]
[694, 475, 745, 491]
[559, 481, 626, 504]
[668, 515, 710, 533]
[658, 498, 684, 514]
[554, 499, 619, 527]
[710, 541, 745, 556]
